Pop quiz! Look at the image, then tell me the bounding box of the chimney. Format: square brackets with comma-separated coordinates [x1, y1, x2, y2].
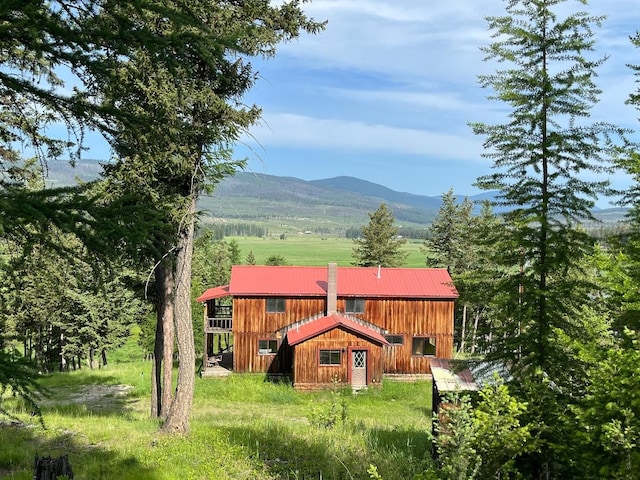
[327, 262, 338, 315]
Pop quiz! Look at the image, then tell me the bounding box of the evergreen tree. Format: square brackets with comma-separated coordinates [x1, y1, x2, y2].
[227, 239, 241, 266]
[96, 1, 323, 433]
[265, 255, 290, 266]
[470, 0, 628, 474]
[1, 235, 147, 371]
[471, 0, 625, 388]
[423, 188, 474, 274]
[615, 32, 640, 332]
[245, 249, 257, 265]
[423, 189, 477, 352]
[572, 329, 640, 478]
[352, 203, 408, 267]
[432, 382, 534, 480]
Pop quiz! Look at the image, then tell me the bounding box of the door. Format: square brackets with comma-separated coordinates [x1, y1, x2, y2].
[351, 350, 367, 389]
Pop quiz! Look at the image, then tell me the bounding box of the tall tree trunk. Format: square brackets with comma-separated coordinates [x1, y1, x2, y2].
[470, 307, 481, 355]
[150, 338, 160, 418]
[161, 262, 175, 420]
[88, 348, 94, 369]
[459, 304, 467, 353]
[151, 259, 175, 418]
[162, 195, 196, 434]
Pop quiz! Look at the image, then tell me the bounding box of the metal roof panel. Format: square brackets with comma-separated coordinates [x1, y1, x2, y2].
[287, 314, 389, 346]
[227, 265, 458, 298]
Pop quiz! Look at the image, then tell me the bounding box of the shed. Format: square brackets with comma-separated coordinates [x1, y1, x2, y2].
[430, 358, 509, 434]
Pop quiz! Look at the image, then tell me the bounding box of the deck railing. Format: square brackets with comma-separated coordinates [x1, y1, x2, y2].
[207, 317, 232, 330]
[206, 304, 232, 330]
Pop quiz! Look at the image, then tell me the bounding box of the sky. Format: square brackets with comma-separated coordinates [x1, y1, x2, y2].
[87, 0, 640, 207]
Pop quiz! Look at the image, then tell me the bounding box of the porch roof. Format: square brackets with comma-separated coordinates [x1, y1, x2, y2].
[196, 285, 230, 302]
[287, 314, 389, 346]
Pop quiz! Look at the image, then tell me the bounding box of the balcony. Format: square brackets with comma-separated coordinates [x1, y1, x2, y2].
[205, 304, 232, 332]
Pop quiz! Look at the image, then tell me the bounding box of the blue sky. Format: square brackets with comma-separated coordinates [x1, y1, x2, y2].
[86, 1, 640, 207]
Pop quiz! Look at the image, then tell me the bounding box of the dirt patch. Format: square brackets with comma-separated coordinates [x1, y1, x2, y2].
[41, 384, 133, 408]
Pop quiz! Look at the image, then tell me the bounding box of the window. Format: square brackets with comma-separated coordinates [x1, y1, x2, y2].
[345, 298, 365, 313]
[319, 349, 341, 365]
[412, 337, 436, 356]
[385, 334, 404, 346]
[258, 339, 278, 355]
[266, 297, 285, 313]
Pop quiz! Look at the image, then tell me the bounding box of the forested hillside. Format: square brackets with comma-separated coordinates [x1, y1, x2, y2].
[46, 162, 628, 234]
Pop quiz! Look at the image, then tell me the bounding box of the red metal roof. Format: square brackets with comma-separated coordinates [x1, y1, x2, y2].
[228, 265, 458, 298]
[196, 285, 230, 302]
[287, 314, 389, 346]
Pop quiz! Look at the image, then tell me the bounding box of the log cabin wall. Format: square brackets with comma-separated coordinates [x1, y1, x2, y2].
[292, 328, 384, 391]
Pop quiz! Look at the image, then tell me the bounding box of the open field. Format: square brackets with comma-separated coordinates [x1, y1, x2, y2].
[1, 337, 435, 479]
[227, 235, 427, 267]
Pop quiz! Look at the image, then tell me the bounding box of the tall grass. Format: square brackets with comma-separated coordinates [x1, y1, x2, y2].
[1, 351, 435, 479]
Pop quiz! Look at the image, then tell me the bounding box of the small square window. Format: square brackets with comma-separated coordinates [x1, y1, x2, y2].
[266, 297, 285, 313]
[319, 349, 341, 365]
[345, 298, 365, 313]
[385, 334, 404, 346]
[258, 339, 278, 355]
[412, 337, 436, 356]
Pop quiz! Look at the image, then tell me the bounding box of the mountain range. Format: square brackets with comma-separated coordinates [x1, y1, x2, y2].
[45, 160, 628, 231]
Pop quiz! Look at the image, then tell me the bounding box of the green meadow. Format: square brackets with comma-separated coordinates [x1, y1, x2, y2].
[0, 238, 435, 478]
[1, 333, 435, 479]
[228, 235, 427, 267]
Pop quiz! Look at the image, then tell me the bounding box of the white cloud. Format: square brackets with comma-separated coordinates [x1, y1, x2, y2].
[241, 0, 640, 205]
[287, 0, 640, 84]
[326, 86, 482, 113]
[281, 0, 500, 83]
[244, 112, 483, 160]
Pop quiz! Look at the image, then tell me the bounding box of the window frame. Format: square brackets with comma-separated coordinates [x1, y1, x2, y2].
[344, 297, 365, 314]
[385, 334, 404, 346]
[319, 349, 341, 366]
[258, 338, 278, 356]
[411, 336, 437, 356]
[266, 297, 285, 313]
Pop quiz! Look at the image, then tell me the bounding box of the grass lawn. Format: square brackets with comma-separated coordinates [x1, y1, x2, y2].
[228, 235, 427, 267]
[1, 338, 435, 479]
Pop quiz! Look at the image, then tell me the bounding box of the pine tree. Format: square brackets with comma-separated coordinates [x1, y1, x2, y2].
[245, 250, 257, 265]
[470, 1, 628, 474]
[96, 1, 324, 433]
[471, 0, 626, 386]
[615, 32, 640, 330]
[352, 203, 408, 267]
[423, 188, 474, 274]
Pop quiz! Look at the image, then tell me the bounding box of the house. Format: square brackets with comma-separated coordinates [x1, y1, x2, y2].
[197, 263, 458, 390]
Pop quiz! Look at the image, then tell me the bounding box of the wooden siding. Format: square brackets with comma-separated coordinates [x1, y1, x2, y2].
[231, 296, 454, 376]
[292, 328, 384, 389]
[233, 333, 291, 373]
[233, 297, 325, 333]
[340, 297, 454, 374]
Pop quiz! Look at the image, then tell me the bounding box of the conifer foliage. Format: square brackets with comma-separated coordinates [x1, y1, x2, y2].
[471, 0, 627, 386]
[352, 203, 408, 267]
[470, 0, 628, 474]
